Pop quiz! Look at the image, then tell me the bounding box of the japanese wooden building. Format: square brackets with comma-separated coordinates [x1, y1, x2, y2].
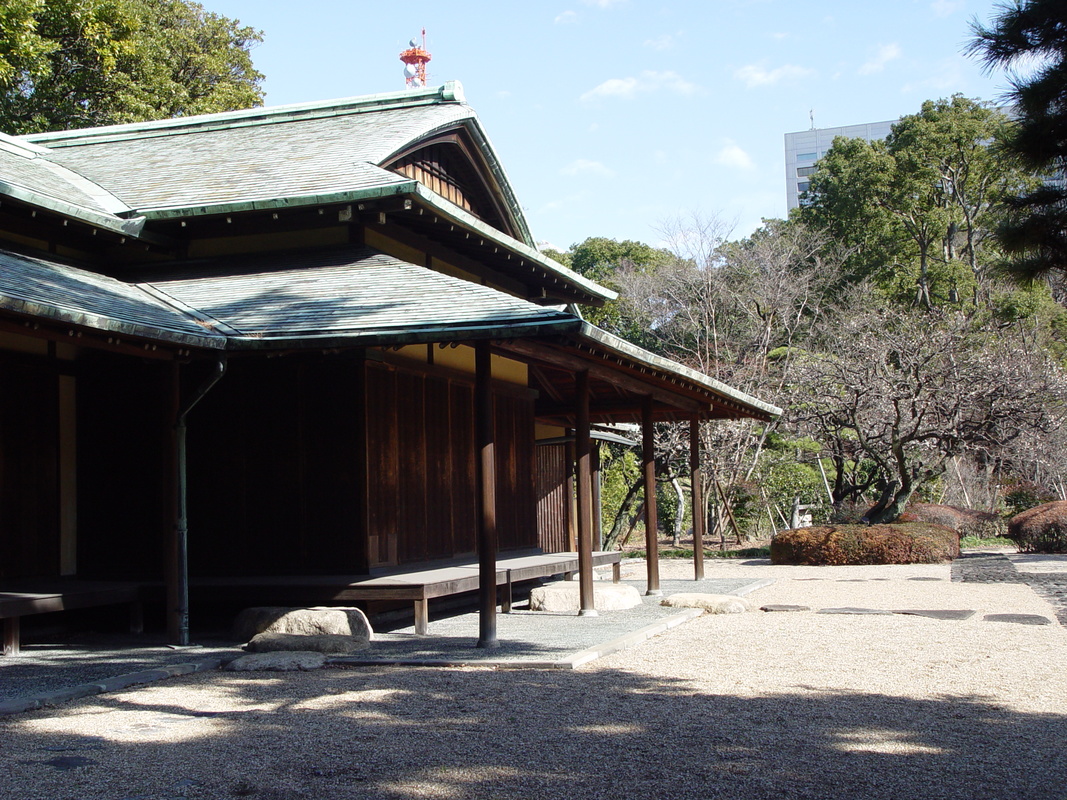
[0, 82, 779, 650]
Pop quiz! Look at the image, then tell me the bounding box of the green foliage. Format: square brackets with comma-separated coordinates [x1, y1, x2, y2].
[959, 535, 1016, 549]
[969, 0, 1067, 279]
[1003, 481, 1059, 516]
[800, 96, 1029, 308]
[770, 523, 960, 565]
[557, 236, 673, 341]
[0, 0, 263, 134]
[598, 445, 640, 537]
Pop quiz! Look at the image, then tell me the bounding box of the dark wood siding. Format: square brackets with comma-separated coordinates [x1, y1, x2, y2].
[76, 356, 170, 580]
[188, 357, 365, 577]
[364, 361, 537, 565]
[536, 444, 571, 554]
[0, 358, 59, 579]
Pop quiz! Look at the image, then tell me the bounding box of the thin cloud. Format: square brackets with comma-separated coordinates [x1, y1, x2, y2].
[644, 33, 677, 51]
[715, 142, 755, 170]
[580, 70, 699, 102]
[733, 62, 814, 88]
[901, 59, 963, 93]
[859, 43, 902, 75]
[931, 0, 964, 17]
[582, 0, 625, 7]
[554, 10, 577, 24]
[560, 159, 615, 177]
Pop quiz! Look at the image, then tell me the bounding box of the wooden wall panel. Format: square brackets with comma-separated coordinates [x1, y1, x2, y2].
[365, 364, 399, 567]
[76, 357, 168, 580]
[0, 360, 59, 579]
[536, 444, 570, 554]
[396, 371, 428, 564]
[449, 382, 477, 556]
[424, 376, 455, 560]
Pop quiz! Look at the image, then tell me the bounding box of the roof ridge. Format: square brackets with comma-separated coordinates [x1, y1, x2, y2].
[22, 82, 467, 147]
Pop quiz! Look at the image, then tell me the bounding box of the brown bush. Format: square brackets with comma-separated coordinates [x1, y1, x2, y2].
[898, 503, 1006, 540]
[770, 523, 960, 566]
[1007, 501, 1067, 553]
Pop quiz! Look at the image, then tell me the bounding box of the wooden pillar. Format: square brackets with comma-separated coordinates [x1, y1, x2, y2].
[164, 362, 182, 644]
[564, 441, 577, 550]
[475, 341, 499, 648]
[690, 416, 705, 581]
[575, 370, 596, 615]
[642, 395, 661, 595]
[592, 442, 603, 551]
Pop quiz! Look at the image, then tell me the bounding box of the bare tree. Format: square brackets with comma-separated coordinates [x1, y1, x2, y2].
[793, 294, 1067, 522]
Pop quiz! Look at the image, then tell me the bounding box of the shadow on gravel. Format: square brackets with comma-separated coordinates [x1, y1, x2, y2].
[2, 664, 1065, 800]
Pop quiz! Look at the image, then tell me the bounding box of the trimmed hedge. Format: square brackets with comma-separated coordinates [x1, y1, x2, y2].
[1008, 501, 1067, 554]
[898, 503, 1006, 540]
[770, 523, 960, 566]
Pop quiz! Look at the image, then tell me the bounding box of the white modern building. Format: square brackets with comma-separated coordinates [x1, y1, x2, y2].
[784, 119, 895, 210]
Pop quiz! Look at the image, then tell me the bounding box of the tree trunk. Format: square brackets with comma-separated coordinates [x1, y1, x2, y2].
[671, 476, 685, 547]
[863, 478, 915, 523]
[603, 476, 645, 550]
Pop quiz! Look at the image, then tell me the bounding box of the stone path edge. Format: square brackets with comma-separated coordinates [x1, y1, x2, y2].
[0, 656, 227, 716]
[328, 609, 707, 672]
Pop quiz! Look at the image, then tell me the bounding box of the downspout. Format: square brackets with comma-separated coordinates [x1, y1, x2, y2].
[175, 359, 227, 646]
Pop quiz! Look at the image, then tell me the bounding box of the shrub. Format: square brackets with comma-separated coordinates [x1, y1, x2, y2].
[898, 503, 1006, 540]
[1002, 481, 1058, 517]
[770, 523, 960, 565]
[1007, 501, 1067, 553]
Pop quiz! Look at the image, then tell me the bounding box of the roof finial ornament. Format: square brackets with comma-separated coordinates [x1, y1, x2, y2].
[400, 29, 431, 89]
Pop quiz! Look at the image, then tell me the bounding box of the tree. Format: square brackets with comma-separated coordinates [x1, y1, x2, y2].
[801, 97, 1029, 308]
[793, 297, 1067, 522]
[968, 0, 1067, 280]
[0, 0, 263, 134]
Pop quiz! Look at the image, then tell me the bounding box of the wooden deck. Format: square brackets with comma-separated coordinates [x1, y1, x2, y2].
[194, 550, 623, 635]
[0, 580, 144, 656]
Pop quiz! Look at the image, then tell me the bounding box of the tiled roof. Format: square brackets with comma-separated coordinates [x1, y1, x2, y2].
[0, 248, 223, 346]
[32, 103, 472, 213]
[0, 244, 577, 348]
[143, 246, 577, 341]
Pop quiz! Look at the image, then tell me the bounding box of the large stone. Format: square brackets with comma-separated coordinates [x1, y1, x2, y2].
[659, 593, 753, 614]
[528, 582, 642, 613]
[232, 606, 373, 644]
[225, 651, 326, 671]
[244, 632, 370, 655]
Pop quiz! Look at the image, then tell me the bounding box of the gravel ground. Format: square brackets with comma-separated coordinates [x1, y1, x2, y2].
[2, 556, 1066, 800]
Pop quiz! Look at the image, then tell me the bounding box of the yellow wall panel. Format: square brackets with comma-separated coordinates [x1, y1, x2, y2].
[189, 227, 349, 257]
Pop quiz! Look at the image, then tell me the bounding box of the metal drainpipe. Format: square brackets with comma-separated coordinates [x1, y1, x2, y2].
[175, 359, 227, 646]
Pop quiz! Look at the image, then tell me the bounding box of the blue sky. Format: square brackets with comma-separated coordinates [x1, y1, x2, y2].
[208, 0, 1011, 250]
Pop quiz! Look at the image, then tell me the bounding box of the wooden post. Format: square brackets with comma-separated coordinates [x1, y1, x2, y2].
[475, 341, 499, 648]
[564, 440, 577, 550]
[164, 362, 182, 644]
[592, 442, 603, 551]
[690, 416, 705, 581]
[575, 370, 596, 615]
[642, 395, 661, 595]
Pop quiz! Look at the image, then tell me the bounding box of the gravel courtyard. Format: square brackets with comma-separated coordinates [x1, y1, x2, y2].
[1, 555, 1065, 800]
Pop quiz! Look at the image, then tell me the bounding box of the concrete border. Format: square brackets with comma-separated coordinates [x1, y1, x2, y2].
[0, 656, 225, 716]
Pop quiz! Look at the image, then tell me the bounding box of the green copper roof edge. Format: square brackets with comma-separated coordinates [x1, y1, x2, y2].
[464, 117, 533, 247]
[0, 179, 146, 237]
[23, 83, 466, 147]
[411, 185, 618, 303]
[220, 316, 583, 351]
[377, 115, 534, 248]
[136, 180, 420, 219]
[0, 294, 226, 349]
[576, 322, 783, 419]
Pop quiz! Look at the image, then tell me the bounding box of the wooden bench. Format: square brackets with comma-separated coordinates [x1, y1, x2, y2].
[0, 580, 144, 656]
[194, 550, 623, 636]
